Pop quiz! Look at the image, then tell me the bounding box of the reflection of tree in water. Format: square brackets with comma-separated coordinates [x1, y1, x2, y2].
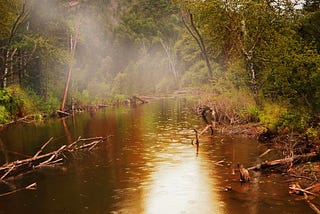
[61, 117, 73, 144]
[0, 136, 9, 164]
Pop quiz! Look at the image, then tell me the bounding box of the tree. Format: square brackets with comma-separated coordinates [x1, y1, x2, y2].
[299, 0, 320, 52]
[173, 0, 214, 80]
[0, 0, 29, 88]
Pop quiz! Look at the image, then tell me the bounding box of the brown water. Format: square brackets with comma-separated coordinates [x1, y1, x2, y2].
[0, 98, 312, 214]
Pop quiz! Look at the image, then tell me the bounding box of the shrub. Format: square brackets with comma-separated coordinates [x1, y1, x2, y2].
[39, 96, 60, 114]
[0, 86, 24, 118]
[259, 103, 286, 131]
[245, 104, 260, 122]
[259, 102, 310, 133]
[0, 106, 11, 124]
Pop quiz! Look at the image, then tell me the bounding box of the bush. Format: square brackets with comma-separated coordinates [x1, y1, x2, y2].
[39, 96, 60, 114]
[259, 102, 310, 133]
[259, 103, 286, 131]
[0, 106, 11, 124]
[156, 77, 176, 93]
[0, 86, 24, 118]
[245, 104, 260, 122]
[0, 85, 61, 124]
[181, 61, 209, 87]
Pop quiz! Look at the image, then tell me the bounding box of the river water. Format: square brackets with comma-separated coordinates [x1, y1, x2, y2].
[0, 97, 313, 214]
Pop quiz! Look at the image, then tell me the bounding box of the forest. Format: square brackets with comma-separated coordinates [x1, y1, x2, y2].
[0, 0, 320, 136]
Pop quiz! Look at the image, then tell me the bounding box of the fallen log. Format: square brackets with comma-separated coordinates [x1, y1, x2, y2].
[248, 152, 320, 171]
[56, 110, 70, 117]
[0, 136, 111, 180]
[290, 182, 320, 214]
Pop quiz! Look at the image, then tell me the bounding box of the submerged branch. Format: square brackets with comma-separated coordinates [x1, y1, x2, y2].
[0, 136, 112, 183]
[0, 182, 37, 198]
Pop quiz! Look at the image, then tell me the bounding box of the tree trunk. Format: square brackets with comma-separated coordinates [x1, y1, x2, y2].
[181, 10, 213, 79]
[246, 52, 258, 95]
[159, 39, 178, 83]
[3, 50, 10, 88]
[1, 1, 27, 88]
[61, 30, 78, 111]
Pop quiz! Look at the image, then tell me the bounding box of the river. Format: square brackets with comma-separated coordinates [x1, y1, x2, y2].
[0, 97, 313, 213]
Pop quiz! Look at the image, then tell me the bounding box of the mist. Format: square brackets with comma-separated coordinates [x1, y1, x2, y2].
[28, 0, 180, 104]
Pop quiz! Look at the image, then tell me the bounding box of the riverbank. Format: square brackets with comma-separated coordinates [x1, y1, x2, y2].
[211, 121, 320, 208]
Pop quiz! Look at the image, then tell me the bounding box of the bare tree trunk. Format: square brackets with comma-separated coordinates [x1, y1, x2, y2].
[246, 52, 258, 95]
[159, 39, 178, 82]
[240, 18, 267, 95]
[3, 50, 10, 88]
[60, 2, 81, 111]
[181, 9, 213, 79]
[61, 29, 78, 111]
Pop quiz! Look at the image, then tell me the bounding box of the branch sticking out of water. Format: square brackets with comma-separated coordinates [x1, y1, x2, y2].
[0, 135, 113, 197]
[0, 182, 37, 197]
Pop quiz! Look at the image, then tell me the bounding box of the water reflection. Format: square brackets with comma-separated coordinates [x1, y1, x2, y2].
[0, 98, 314, 214]
[142, 99, 223, 214]
[144, 157, 223, 214]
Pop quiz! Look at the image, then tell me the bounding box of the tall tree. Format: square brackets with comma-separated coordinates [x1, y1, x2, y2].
[174, 0, 213, 80]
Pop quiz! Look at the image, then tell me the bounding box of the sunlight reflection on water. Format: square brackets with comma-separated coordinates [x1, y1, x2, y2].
[144, 151, 224, 214]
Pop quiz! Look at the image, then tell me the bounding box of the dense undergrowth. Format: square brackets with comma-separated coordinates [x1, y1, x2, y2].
[0, 85, 131, 125]
[195, 85, 320, 141]
[0, 85, 59, 124]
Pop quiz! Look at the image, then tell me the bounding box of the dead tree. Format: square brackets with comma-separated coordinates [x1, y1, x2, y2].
[61, 2, 81, 111]
[197, 105, 215, 135]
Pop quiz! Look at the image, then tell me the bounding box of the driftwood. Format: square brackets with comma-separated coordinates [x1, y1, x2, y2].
[56, 110, 70, 117]
[193, 129, 199, 145]
[128, 96, 148, 106]
[248, 152, 320, 171]
[0, 182, 37, 197]
[192, 124, 214, 144]
[289, 182, 320, 214]
[0, 136, 111, 181]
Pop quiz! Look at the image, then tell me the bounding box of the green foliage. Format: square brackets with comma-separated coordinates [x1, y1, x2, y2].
[306, 127, 319, 138]
[73, 89, 91, 105]
[299, 11, 320, 52]
[258, 103, 310, 132]
[258, 103, 287, 131]
[181, 61, 209, 87]
[39, 96, 60, 114]
[155, 77, 176, 93]
[112, 94, 128, 102]
[0, 106, 11, 124]
[0, 86, 24, 117]
[276, 111, 308, 132]
[245, 105, 260, 122]
[0, 85, 61, 124]
[261, 33, 320, 118]
[112, 72, 129, 95]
